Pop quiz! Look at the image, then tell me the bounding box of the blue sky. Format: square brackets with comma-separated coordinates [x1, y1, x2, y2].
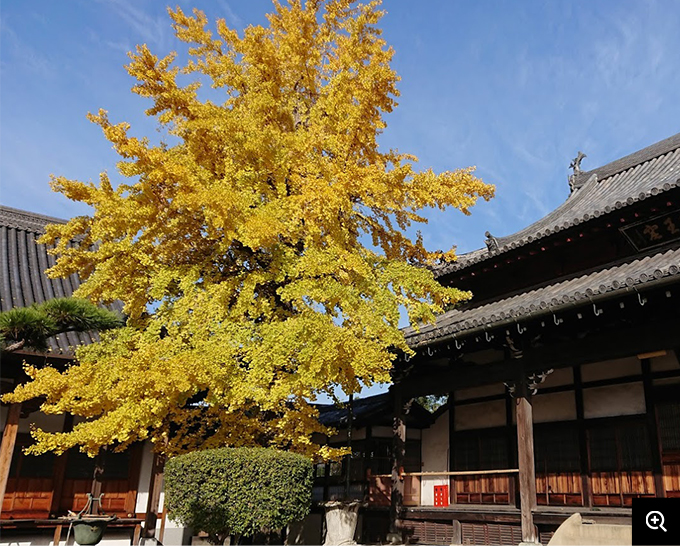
[2, 1, 679, 252]
[2, 1, 679, 399]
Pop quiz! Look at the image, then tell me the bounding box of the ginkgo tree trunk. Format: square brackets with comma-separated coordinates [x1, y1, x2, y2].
[4, 0, 493, 459]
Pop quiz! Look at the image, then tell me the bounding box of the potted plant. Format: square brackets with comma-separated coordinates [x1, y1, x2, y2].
[65, 494, 117, 546]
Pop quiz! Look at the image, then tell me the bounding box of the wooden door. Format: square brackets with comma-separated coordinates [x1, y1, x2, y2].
[589, 418, 655, 506]
[657, 398, 680, 497]
[1, 434, 55, 518]
[534, 424, 583, 506]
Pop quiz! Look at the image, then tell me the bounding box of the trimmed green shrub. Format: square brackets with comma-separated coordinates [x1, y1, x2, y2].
[164, 447, 313, 544]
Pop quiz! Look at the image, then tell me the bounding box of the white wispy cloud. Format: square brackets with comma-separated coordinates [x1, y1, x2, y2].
[100, 0, 171, 50]
[0, 16, 54, 78]
[216, 0, 243, 29]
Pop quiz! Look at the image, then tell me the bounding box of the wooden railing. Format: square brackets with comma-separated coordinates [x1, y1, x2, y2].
[368, 464, 679, 508]
[368, 469, 520, 507]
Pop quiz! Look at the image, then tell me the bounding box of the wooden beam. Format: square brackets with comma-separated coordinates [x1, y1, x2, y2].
[516, 393, 538, 544]
[389, 469, 518, 477]
[143, 450, 165, 539]
[641, 358, 666, 498]
[388, 389, 406, 541]
[0, 402, 21, 518]
[403, 316, 680, 397]
[53, 523, 63, 546]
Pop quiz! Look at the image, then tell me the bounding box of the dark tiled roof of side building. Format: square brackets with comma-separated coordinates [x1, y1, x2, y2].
[435, 132, 680, 278]
[317, 392, 434, 429]
[0, 205, 122, 357]
[405, 247, 680, 347]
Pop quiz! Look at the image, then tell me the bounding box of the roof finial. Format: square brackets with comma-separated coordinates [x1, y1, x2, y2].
[570, 151, 586, 174]
[568, 151, 587, 192]
[485, 231, 499, 253]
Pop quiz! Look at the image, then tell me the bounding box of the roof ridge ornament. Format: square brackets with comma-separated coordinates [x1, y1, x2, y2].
[568, 151, 587, 192]
[484, 231, 499, 253]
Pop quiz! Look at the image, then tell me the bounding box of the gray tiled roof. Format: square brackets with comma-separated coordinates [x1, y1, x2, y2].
[435, 133, 680, 277]
[405, 247, 680, 347]
[0, 205, 118, 356]
[317, 392, 434, 429]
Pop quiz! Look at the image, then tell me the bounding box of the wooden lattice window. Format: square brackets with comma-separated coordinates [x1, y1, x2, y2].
[657, 400, 680, 452]
[589, 419, 652, 472]
[534, 423, 580, 474]
[365, 438, 421, 474]
[453, 430, 508, 471]
[8, 435, 57, 478]
[65, 449, 132, 480]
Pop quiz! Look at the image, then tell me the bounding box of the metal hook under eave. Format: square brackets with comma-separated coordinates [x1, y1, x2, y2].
[637, 291, 647, 306]
[593, 302, 602, 316]
[553, 312, 563, 325]
[427, 346, 434, 357]
[485, 329, 493, 342]
[454, 337, 463, 350]
[404, 353, 411, 362]
[517, 321, 526, 334]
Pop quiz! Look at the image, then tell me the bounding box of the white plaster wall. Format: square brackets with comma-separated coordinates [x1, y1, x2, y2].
[581, 357, 641, 382]
[420, 410, 449, 506]
[329, 429, 347, 442]
[372, 425, 392, 438]
[540, 367, 573, 388]
[651, 350, 679, 372]
[407, 429, 421, 440]
[135, 441, 155, 514]
[583, 382, 646, 419]
[454, 383, 505, 401]
[352, 428, 366, 441]
[455, 400, 505, 431]
[532, 391, 577, 423]
[653, 376, 680, 387]
[18, 412, 65, 434]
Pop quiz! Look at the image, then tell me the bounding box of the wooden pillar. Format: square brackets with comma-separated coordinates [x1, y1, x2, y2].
[144, 450, 165, 539]
[365, 424, 373, 500]
[641, 358, 666, 497]
[388, 388, 405, 541]
[448, 391, 456, 505]
[0, 402, 21, 518]
[505, 389, 517, 507]
[90, 449, 105, 502]
[515, 390, 538, 544]
[573, 366, 592, 507]
[50, 414, 74, 515]
[345, 394, 353, 500]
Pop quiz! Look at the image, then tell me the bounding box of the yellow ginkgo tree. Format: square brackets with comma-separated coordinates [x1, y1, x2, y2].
[5, 0, 493, 459]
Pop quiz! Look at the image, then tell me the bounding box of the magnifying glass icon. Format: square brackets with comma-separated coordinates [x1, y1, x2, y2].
[646, 511, 667, 532]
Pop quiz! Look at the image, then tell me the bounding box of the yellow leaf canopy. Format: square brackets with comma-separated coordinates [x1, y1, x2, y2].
[6, 0, 493, 459]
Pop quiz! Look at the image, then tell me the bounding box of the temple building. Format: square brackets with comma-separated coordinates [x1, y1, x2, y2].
[2, 131, 680, 545]
[0, 205, 190, 546]
[381, 132, 680, 544]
